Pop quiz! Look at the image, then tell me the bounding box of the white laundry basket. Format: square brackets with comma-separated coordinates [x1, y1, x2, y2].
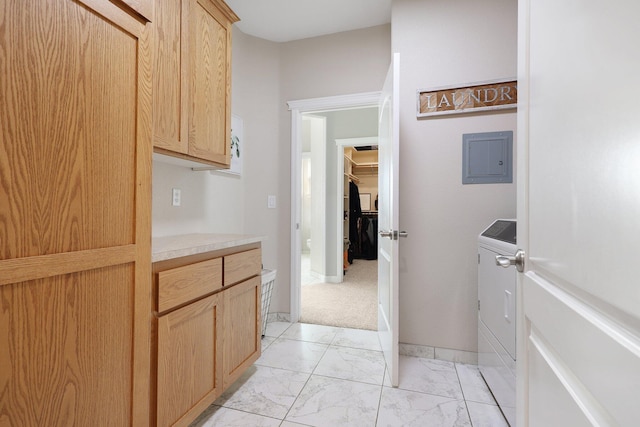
[260, 269, 276, 336]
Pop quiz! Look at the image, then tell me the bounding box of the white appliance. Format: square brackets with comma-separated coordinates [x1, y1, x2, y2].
[478, 219, 517, 426]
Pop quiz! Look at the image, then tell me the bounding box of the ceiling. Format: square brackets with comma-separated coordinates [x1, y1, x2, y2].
[224, 0, 392, 43]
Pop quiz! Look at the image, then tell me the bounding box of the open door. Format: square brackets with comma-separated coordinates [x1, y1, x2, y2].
[378, 53, 401, 387]
[515, 0, 640, 425]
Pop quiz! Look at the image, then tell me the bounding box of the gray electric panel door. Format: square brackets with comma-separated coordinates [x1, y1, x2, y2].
[462, 131, 513, 184]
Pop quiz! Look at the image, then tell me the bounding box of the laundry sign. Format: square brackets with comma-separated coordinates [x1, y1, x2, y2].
[417, 79, 517, 118]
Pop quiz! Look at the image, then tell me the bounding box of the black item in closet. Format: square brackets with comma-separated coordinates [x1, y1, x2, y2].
[348, 181, 361, 263]
[358, 213, 378, 260]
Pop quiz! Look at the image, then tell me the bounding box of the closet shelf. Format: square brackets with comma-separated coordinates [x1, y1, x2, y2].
[353, 165, 378, 174]
[344, 172, 360, 183]
[345, 155, 378, 168]
[354, 161, 378, 167]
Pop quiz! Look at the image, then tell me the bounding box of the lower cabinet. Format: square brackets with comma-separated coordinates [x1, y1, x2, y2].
[223, 276, 261, 389]
[152, 244, 262, 427]
[156, 294, 223, 427]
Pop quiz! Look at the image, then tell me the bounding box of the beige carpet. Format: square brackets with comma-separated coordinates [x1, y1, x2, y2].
[300, 259, 377, 330]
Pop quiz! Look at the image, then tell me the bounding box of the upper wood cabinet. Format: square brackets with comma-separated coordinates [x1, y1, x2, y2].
[0, 0, 152, 425]
[153, 0, 239, 167]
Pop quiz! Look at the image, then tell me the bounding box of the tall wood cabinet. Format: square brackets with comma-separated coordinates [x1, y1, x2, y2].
[153, 0, 239, 167]
[0, 0, 152, 425]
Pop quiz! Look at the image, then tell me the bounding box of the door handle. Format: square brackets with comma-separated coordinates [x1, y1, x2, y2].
[495, 249, 525, 273]
[379, 230, 409, 240]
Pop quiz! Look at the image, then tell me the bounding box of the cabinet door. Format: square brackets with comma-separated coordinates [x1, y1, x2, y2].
[223, 276, 261, 389]
[119, 0, 154, 21]
[156, 294, 222, 427]
[0, 0, 152, 425]
[187, 0, 233, 165]
[153, 0, 189, 153]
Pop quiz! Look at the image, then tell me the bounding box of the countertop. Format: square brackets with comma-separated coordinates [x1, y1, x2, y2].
[152, 233, 265, 262]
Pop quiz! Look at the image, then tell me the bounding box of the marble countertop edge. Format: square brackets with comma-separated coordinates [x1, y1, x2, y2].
[152, 233, 266, 262]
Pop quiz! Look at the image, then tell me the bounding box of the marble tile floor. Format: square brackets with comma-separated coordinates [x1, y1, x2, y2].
[191, 322, 509, 427]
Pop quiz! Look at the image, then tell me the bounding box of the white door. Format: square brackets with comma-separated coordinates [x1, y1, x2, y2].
[516, 0, 640, 425]
[378, 53, 401, 386]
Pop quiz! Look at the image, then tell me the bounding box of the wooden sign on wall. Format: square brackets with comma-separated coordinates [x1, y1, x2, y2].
[417, 79, 517, 118]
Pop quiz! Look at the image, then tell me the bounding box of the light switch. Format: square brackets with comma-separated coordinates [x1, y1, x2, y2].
[267, 195, 276, 209]
[172, 188, 181, 206]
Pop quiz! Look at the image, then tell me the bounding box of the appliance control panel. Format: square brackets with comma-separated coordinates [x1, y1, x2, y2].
[480, 220, 516, 245]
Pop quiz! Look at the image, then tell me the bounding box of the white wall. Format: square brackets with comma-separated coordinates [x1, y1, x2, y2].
[231, 30, 281, 281]
[273, 25, 392, 311]
[279, 25, 392, 101]
[300, 154, 311, 253]
[392, 0, 518, 352]
[307, 116, 327, 277]
[152, 158, 244, 237]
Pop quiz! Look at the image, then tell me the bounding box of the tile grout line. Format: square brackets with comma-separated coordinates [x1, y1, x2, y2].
[277, 323, 388, 426]
[454, 362, 475, 426]
[278, 322, 334, 426]
[373, 364, 387, 427]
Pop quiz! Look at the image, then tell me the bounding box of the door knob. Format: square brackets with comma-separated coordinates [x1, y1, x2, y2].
[379, 230, 408, 240]
[495, 249, 525, 273]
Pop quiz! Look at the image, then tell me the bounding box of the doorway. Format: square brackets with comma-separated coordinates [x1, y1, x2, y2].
[300, 134, 379, 330]
[288, 93, 381, 329]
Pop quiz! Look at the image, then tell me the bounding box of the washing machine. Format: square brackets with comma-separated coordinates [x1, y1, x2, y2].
[478, 219, 517, 426]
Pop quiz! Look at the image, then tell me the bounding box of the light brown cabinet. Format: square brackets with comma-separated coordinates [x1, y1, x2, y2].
[223, 275, 262, 389]
[120, 0, 154, 21]
[152, 244, 261, 427]
[153, 0, 239, 167]
[156, 293, 223, 427]
[0, 0, 152, 425]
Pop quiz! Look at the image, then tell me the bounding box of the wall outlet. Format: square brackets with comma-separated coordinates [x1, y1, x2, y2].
[267, 195, 276, 209]
[172, 188, 181, 206]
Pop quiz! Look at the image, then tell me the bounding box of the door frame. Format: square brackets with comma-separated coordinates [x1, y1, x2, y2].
[288, 92, 381, 322]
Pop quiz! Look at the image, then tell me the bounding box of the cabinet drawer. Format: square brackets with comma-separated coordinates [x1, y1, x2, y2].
[224, 248, 261, 286]
[157, 257, 222, 313]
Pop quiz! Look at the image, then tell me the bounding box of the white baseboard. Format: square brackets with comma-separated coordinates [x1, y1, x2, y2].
[266, 312, 291, 323]
[264, 314, 478, 365]
[400, 343, 478, 365]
